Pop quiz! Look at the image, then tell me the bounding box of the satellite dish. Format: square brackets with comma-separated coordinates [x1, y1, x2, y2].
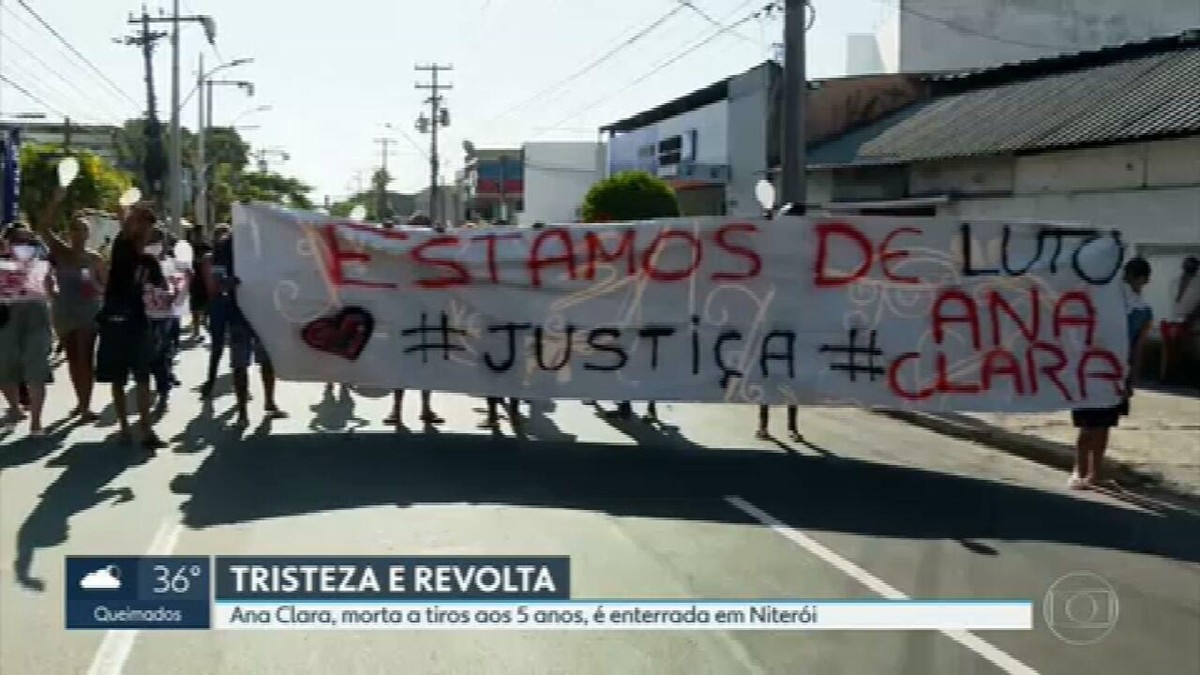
[754, 179, 776, 210]
[349, 205, 367, 221]
[119, 187, 142, 207]
[58, 157, 80, 188]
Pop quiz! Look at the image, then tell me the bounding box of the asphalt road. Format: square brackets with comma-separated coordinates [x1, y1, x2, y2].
[1, 340, 1198, 675]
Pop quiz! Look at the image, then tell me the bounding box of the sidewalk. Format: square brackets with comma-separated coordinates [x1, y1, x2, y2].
[883, 388, 1200, 498]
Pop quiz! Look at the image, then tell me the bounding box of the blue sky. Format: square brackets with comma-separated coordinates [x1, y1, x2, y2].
[0, 0, 891, 200]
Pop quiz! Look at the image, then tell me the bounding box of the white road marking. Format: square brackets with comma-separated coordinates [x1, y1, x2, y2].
[725, 495, 1040, 675]
[85, 519, 183, 675]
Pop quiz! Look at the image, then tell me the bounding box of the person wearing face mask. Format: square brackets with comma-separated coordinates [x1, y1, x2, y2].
[0, 223, 55, 435]
[94, 202, 168, 450]
[32, 211, 106, 423]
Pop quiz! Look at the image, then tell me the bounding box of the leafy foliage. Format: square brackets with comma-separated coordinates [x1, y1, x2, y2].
[208, 167, 313, 222]
[580, 170, 680, 223]
[18, 144, 132, 229]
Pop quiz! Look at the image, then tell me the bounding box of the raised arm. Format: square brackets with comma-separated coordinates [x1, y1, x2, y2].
[30, 187, 69, 257]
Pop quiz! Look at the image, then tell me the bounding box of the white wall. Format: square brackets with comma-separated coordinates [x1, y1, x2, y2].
[937, 138, 1200, 327]
[521, 142, 604, 225]
[846, 34, 886, 75]
[896, 0, 1200, 73]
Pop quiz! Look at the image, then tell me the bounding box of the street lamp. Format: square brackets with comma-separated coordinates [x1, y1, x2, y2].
[230, 104, 271, 127]
[195, 69, 255, 232]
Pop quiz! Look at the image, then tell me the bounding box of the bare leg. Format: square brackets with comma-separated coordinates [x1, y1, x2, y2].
[756, 405, 769, 438]
[786, 405, 802, 441]
[385, 390, 404, 426]
[420, 391, 444, 424]
[63, 329, 83, 412]
[133, 380, 162, 448]
[25, 383, 46, 434]
[112, 383, 131, 442]
[1088, 427, 1111, 484]
[1, 385, 22, 420]
[260, 360, 285, 417]
[232, 367, 250, 426]
[1071, 429, 1097, 488]
[75, 328, 97, 419]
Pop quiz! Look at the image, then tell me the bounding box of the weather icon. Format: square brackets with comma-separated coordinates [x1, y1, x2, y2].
[80, 565, 122, 590]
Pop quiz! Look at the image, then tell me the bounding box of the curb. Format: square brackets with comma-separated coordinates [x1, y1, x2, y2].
[876, 409, 1181, 495]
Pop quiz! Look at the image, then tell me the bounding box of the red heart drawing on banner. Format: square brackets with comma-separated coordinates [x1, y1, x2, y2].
[301, 306, 375, 361]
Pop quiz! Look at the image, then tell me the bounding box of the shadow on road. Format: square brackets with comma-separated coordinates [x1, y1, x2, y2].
[309, 383, 369, 432]
[168, 431, 1200, 566]
[13, 437, 145, 591]
[172, 399, 237, 454]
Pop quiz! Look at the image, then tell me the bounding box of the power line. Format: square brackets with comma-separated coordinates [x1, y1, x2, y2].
[481, 3, 689, 125]
[536, 1, 774, 136]
[678, 0, 756, 44]
[0, 58, 118, 125]
[0, 74, 69, 118]
[0, 30, 129, 123]
[13, 0, 141, 108]
[0, 3, 136, 115]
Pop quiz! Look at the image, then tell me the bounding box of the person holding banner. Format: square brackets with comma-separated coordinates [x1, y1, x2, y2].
[0, 226, 55, 435]
[32, 211, 106, 423]
[94, 202, 167, 450]
[756, 405, 802, 442]
[186, 227, 211, 341]
[204, 226, 287, 426]
[1070, 257, 1154, 490]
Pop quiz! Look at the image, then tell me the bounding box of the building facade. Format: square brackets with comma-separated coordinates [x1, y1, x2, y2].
[603, 62, 774, 217]
[519, 141, 604, 226]
[21, 121, 123, 166]
[857, 0, 1200, 75]
[462, 148, 524, 223]
[808, 31, 1200, 328]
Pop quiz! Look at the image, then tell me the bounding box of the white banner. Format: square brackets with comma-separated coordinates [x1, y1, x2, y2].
[144, 259, 190, 320]
[0, 258, 50, 304]
[213, 600, 1032, 631]
[233, 204, 1130, 412]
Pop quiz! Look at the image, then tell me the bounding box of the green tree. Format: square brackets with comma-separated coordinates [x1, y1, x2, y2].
[209, 168, 313, 222]
[580, 170, 680, 223]
[18, 144, 132, 229]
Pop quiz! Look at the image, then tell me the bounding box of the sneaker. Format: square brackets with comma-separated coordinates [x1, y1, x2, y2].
[1067, 473, 1090, 490]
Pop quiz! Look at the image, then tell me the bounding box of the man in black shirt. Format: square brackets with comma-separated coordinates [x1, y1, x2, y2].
[95, 202, 167, 450]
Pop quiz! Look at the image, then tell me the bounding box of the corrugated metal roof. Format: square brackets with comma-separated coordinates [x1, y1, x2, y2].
[809, 39, 1200, 167]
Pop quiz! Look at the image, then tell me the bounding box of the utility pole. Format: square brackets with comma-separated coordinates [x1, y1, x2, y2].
[373, 137, 396, 220]
[129, 6, 215, 235]
[118, 8, 168, 208]
[415, 64, 451, 225]
[195, 53, 206, 233]
[170, 0, 181, 235]
[780, 0, 808, 214]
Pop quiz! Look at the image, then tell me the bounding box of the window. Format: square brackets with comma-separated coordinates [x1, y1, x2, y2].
[658, 135, 682, 166]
